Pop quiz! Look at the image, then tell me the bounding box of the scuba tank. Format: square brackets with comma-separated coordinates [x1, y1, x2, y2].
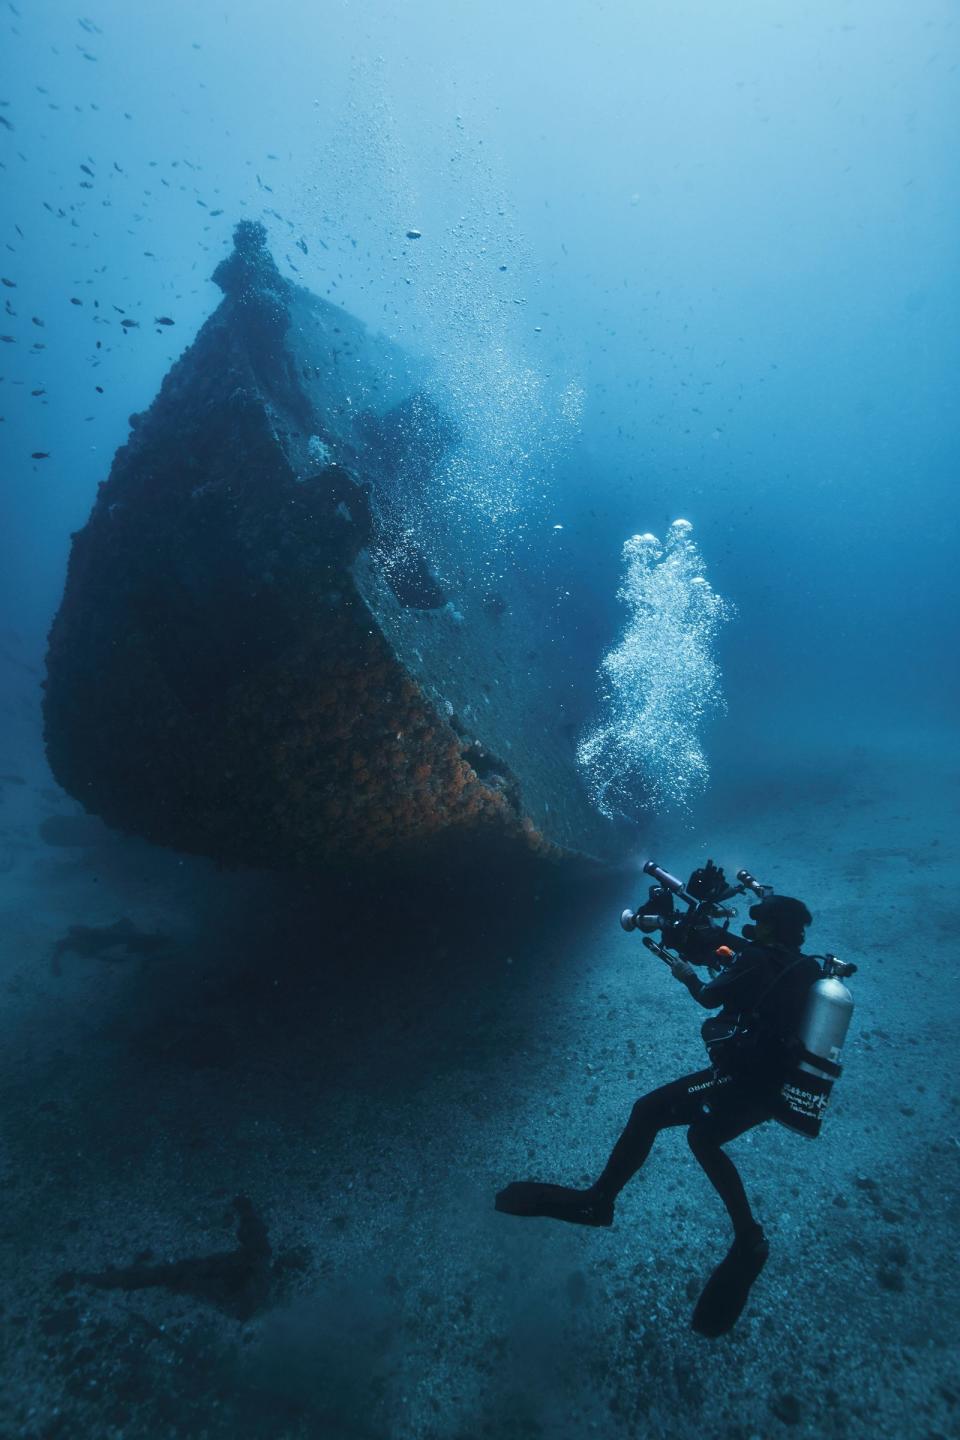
[775, 955, 856, 1138]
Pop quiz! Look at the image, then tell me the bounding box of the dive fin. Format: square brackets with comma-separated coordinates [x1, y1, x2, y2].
[691, 1226, 769, 1337]
[494, 1181, 613, 1227]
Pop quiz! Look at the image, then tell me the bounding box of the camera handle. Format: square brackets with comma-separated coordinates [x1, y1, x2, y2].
[642, 934, 724, 981]
[642, 935, 677, 968]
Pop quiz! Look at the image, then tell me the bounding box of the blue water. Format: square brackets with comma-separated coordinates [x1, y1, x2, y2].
[0, 3, 957, 1436]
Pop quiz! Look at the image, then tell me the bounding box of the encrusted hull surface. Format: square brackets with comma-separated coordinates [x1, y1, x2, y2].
[44, 222, 618, 870]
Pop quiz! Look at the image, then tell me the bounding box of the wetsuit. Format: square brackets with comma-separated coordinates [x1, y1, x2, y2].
[591, 942, 820, 1236]
[494, 936, 822, 1333]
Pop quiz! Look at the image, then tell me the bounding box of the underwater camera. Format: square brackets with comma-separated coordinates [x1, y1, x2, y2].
[621, 858, 857, 1138]
[620, 858, 743, 960]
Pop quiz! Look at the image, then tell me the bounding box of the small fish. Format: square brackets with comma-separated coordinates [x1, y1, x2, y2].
[112, 304, 125, 314]
[31, 316, 43, 326]
[0, 335, 15, 343]
[120, 318, 139, 328]
[80, 163, 94, 177]
[79, 181, 93, 189]
[406, 228, 422, 240]
[1, 277, 15, 288]
[210, 208, 223, 217]
[95, 385, 103, 392]
[31, 388, 45, 396]
[0, 116, 13, 133]
[154, 315, 174, 325]
[296, 237, 307, 255]
[31, 451, 50, 459]
[70, 296, 83, 305]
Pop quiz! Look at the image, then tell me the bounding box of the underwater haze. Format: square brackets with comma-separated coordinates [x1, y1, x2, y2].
[1, 1, 958, 1437]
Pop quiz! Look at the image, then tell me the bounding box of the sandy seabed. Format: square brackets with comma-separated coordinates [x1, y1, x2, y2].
[0, 683, 957, 1440]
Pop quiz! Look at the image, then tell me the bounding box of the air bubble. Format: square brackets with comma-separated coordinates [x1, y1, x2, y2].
[577, 523, 732, 817]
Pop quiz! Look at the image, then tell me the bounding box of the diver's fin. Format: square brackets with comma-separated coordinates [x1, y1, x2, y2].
[690, 1226, 769, 1337]
[494, 1181, 613, 1227]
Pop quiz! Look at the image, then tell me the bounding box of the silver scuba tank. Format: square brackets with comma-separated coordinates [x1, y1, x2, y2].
[776, 957, 855, 1138]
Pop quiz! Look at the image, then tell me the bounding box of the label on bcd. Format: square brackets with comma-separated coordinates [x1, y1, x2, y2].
[780, 1080, 831, 1121]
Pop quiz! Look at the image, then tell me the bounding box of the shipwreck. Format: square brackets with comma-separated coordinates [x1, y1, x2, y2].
[43, 221, 620, 871]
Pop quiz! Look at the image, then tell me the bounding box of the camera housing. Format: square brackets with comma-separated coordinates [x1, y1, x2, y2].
[622, 858, 752, 967]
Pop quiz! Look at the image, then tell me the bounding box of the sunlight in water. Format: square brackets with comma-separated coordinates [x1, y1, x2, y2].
[577, 519, 732, 817]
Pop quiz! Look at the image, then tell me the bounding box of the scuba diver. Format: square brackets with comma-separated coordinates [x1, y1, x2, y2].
[495, 859, 855, 1338]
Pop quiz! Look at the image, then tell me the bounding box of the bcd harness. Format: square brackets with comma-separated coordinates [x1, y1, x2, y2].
[700, 950, 812, 1076]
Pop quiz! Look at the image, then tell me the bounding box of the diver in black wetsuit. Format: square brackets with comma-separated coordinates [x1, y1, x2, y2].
[495, 889, 819, 1337]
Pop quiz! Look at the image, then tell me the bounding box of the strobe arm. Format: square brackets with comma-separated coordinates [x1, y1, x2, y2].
[735, 868, 774, 898]
[621, 908, 665, 934]
[642, 860, 696, 907]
